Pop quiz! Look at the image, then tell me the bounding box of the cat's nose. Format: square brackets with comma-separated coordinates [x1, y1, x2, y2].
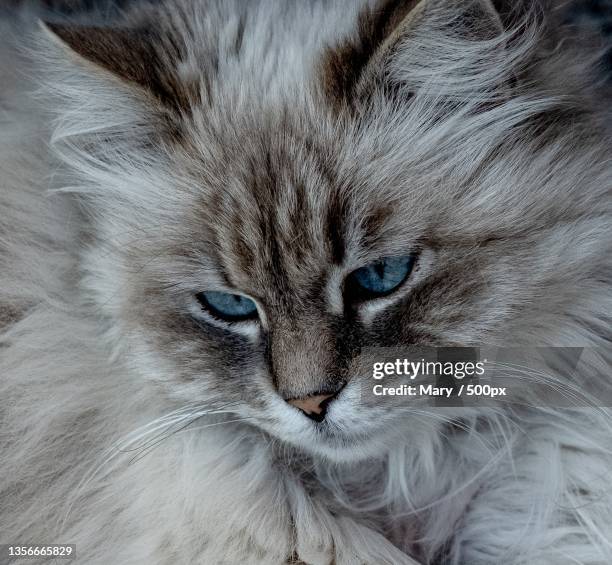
[287, 393, 336, 422]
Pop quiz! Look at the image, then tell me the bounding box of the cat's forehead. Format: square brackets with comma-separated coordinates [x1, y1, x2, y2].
[169, 106, 421, 307]
[186, 120, 352, 297]
[168, 84, 466, 303]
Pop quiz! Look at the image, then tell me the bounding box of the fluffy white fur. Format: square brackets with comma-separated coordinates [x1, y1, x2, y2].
[1, 1, 612, 564]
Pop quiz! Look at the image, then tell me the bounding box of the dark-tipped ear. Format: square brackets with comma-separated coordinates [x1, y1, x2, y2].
[41, 21, 197, 113]
[322, 0, 504, 109]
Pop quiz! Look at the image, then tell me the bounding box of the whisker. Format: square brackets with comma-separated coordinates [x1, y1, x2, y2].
[128, 416, 257, 465]
[58, 401, 243, 535]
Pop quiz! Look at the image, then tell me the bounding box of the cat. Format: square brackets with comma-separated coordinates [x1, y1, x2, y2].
[1, 0, 612, 563]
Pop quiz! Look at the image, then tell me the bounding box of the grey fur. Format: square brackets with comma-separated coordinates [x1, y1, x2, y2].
[1, 1, 612, 563]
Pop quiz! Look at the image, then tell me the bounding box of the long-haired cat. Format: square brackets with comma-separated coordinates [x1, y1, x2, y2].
[1, 0, 612, 563]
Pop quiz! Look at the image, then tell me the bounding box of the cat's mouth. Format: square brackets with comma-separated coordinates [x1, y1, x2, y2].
[279, 409, 390, 462]
[257, 384, 395, 462]
[302, 423, 389, 462]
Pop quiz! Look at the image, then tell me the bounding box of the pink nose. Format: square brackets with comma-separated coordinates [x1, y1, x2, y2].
[288, 393, 335, 418]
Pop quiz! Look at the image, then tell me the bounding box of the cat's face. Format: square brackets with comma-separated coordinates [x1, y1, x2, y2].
[44, 0, 609, 461]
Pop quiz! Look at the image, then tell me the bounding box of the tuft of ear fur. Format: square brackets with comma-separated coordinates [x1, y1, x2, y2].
[321, 0, 506, 109]
[32, 14, 196, 216]
[42, 19, 198, 113]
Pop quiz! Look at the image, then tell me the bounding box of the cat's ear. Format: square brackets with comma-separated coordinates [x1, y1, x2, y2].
[322, 0, 507, 109]
[36, 19, 199, 208]
[41, 21, 197, 114]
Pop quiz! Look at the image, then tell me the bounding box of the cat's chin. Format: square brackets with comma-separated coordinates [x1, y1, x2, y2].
[277, 425, 395, 464]
[303, 436, 391, 464]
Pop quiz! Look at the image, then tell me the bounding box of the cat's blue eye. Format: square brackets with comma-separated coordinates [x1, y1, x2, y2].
[196, 291, 258, 321]
[348, 255, 416, 299]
